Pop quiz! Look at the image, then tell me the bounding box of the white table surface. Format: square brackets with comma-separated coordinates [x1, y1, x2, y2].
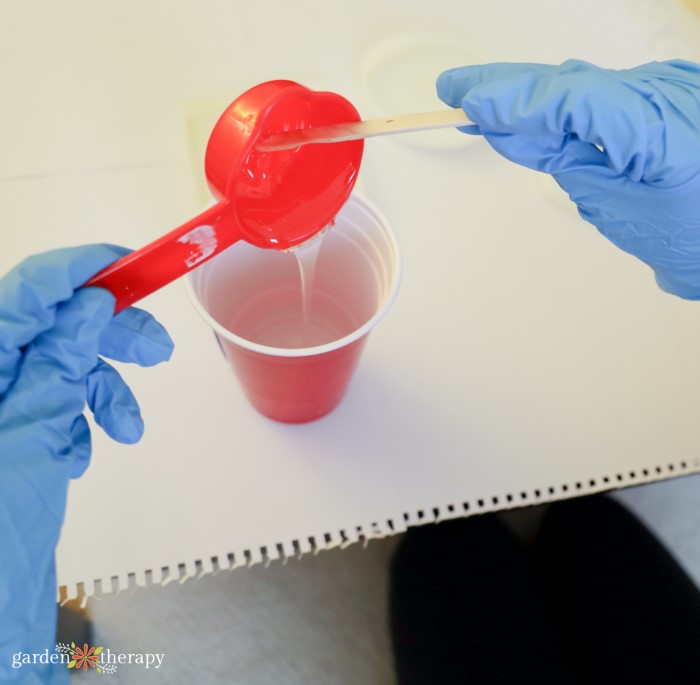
[2, 0, 700, 599]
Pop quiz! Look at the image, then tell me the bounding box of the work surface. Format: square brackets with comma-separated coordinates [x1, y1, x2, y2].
[2, 0, 700, 599]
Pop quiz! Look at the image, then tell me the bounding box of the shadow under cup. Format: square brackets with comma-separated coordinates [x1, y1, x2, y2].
[186, 194, 401, 423]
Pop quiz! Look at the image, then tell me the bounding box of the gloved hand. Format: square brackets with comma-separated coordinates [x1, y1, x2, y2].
[0, 245, 173, 684]
[437, 59, 700, 298]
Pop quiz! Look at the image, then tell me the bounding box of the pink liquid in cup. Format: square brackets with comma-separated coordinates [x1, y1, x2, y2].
[186, 193, 401, 423]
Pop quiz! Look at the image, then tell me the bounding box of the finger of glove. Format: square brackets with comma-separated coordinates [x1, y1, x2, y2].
[98, 305, 174, 367]
[87, 359, 144, 445]
[437, 63, 554, 136]
[440, 61, 660, 181]
[1, 288, 115, 443]
[68, 414, 93, 478]
[480, 129, 609, 175]
[0, 244, 128, 397]
[437, 62, 555, 107]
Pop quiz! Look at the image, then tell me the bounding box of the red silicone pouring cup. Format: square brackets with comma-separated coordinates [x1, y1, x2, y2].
[185, 193, 401, 423]
[85, 80, 363, 312]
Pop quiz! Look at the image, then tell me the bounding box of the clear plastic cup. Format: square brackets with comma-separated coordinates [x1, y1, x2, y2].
[185, 193, 401, 423]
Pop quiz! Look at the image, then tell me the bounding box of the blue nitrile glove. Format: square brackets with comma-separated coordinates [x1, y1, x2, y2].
[437, 59, 700, 298]
[0, 245, 173, 684]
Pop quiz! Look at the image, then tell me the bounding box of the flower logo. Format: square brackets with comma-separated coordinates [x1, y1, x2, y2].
[56, 642, 116, 675]
[68, 643, 102, 671]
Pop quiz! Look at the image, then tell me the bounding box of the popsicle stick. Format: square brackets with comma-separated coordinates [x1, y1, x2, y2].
[256, 108, 472, 151]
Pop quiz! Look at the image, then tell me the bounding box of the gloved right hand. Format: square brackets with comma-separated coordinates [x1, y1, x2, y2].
[437, 59, 700, 299]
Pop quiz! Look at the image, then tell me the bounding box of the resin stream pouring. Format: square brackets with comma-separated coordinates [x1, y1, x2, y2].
[86, 80, 364, 313]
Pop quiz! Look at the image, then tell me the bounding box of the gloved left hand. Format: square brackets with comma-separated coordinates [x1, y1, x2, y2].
[0, 245, 174, 684]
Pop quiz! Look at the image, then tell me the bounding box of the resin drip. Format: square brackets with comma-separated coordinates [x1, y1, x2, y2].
[291, 233, 324, 325]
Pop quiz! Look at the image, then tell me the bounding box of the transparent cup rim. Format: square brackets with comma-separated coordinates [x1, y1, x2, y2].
[184, 192, 402, 358]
